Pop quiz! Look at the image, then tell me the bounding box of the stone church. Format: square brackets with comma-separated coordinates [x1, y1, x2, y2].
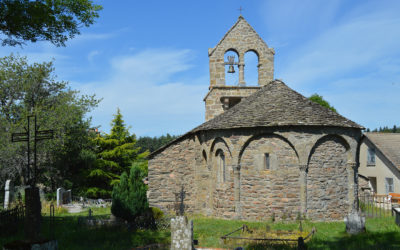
[148, 16, 363, 221]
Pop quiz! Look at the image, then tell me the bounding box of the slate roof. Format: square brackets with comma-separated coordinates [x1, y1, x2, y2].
[364, 133, 400, 170]
[149, 80, 362, 158]
[191, 80, 363, 132]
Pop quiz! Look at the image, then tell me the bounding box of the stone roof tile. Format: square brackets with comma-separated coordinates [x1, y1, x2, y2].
[149, 80, 363, 159]
[191, 80, 363, 132]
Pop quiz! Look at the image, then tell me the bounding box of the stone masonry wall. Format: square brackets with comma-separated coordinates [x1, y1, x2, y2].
[204, 86, 260, 121]
[148, 136, 197, 213]
[148, 127, 361, 221]
[307, 136, 349, 220]
[240, 134, 300, 221]
[209, 16, 274, 87]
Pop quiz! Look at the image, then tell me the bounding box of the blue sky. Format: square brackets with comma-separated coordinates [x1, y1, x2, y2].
[1, 0, 400, 136]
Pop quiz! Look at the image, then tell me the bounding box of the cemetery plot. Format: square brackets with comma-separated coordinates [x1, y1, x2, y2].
[221, 224, 315, 249]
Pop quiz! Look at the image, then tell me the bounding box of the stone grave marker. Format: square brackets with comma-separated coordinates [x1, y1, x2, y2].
[64, 189, 72, 204]
[344, 210, 365, 234]
[56, 187, 65, 206]
[170, 186, 194, 250]
[4, 179, 13, 209]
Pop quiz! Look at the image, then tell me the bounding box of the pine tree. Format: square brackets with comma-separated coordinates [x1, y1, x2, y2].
[86, 108, 147, 198]
[111, 165, 149, 222]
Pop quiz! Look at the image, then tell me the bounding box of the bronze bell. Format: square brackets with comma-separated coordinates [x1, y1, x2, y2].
[227, 65, 235, 73]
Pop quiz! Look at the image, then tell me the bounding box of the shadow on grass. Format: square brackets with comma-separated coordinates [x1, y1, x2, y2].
[230, 231, 400, 250]
[308, 231, 400, 250]
[1, 215, 170, 250]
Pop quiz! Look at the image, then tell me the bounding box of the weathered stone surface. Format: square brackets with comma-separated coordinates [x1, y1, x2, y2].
[148, 137, 197, 213]
[4, 179, 13, 209]
[170, 216, 193, 250]
[344, 210, 366, 234]
[205, 16, 274, 121]
[208, 16, 274, 88]
[56, 187, 64, 207]
[307, 136, 349, 221]
[149, 127, 361, 221]
[240, 134, 299, 220]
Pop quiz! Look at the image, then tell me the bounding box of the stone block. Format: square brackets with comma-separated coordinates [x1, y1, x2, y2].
[344, 210, 366, 234]
[170, 216, 193, 250]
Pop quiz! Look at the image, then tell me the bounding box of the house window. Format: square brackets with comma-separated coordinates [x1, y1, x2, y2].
[367, 148, 375, 166]
[216, 150, 225, 183]
[385, 178, 394, 193]
[264, 153, 270, 170]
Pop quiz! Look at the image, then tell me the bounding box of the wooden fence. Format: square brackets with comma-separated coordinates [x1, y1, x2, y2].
[359, 193, 394, 218]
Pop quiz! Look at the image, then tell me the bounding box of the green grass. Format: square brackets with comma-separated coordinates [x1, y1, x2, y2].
[1, 206, 170, 250]
[191, 215, 400, 249]
[1, 208, 400, 249]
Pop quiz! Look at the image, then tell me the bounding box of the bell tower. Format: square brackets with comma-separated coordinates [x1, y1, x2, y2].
[204, 16, 275, 121]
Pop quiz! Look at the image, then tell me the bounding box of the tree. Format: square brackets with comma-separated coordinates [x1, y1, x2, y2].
[0, 54, 100, 191]
[136, 133, 179, 153]
[86, 109, 147, 198]
[111, 165, 149, 223]
[308, 94, 337, 112]
[0, 0, 102, 46]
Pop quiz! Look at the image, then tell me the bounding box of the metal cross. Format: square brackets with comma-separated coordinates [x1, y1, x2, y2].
[11, 114, 54, 186]
[174, 185, 186, 216]
[238, 6, 244, 15]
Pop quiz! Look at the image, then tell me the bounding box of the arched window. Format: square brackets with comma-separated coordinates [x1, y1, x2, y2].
[224, 50, 239, 86]
[216, 149, 225, 183]
[202, 150, 208, 168]
[244, 50, 259, 86]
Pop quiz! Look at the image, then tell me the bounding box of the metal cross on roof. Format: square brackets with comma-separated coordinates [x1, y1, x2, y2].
[12, 114, 54, 186]
[238, 6, 244, 15]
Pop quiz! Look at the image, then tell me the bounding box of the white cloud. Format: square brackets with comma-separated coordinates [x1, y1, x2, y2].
[267, 1, 400, 130]
[279, 9, 400, 87]
[76, 48, 206, 136]
[87, 50, 101, 62]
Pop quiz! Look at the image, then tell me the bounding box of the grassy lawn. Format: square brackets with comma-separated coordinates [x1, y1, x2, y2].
[193, 215, 400, 249]
[1, 206, 400, 249]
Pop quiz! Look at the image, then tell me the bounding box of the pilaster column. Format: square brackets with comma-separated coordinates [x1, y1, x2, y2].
[299, 164, 308, 215]
[238, 63, 245, 86]
[233, 165, 241, 218]
[346, 162, 359, 212]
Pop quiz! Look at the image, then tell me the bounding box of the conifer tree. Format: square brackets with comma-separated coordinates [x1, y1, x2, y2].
[111, 165, 148, 222]
[86, 108, 147, 198]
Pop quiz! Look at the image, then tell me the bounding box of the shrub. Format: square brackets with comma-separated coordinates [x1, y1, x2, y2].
[151, 207, 164, 220]
[111, 165, 149, 223]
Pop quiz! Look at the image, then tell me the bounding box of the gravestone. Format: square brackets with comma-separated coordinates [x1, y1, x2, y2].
[171, 216, 194, 250]
[344, 210, 366, 234]
[4, 180, 13, 209]
[39, 188, 45, 201]
[56, 187, 65, 206]
[64, 190, 72, 204]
